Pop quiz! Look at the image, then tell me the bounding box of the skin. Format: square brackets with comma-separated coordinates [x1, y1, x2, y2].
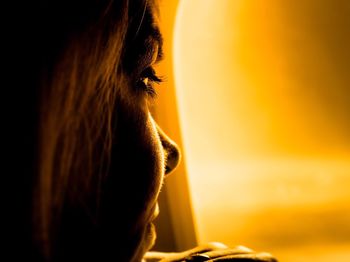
[111, 3, 181, 260]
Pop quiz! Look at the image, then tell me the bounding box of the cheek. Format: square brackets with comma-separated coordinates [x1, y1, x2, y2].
[107, 106, 165, 219]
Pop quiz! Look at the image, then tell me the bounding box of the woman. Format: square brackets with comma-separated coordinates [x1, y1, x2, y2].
[6, 0, 176, 261]
[5, 0, 276, 261]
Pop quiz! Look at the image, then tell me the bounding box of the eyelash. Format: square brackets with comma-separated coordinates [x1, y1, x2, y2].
[137, 67, 163, 98]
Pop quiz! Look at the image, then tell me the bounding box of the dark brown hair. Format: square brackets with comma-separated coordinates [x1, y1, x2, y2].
[4, 0, 153, 261]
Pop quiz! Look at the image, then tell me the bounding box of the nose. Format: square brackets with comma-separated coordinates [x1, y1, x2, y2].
[156, 125, 181, 175]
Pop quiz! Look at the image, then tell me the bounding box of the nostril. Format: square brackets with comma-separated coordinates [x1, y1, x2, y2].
[165, 165, 171, 174]
[165, 144, 181, 175]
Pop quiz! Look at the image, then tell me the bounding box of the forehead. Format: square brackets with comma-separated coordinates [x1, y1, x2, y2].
[123, 0, 163, 74]
[135, 0, 162, 48]
[127, 0, 161, 41]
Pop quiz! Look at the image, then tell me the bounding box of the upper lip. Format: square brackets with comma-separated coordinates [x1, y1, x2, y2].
[150, 202, 159, 221]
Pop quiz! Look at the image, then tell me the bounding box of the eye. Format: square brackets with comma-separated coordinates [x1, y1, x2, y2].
[137, 67, 163, 98]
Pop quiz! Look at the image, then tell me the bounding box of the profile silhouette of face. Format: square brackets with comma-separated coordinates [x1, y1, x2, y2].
[99, 2, 180, 261]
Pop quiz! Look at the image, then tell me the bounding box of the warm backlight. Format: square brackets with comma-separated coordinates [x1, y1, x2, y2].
[173, 0, 350, 261]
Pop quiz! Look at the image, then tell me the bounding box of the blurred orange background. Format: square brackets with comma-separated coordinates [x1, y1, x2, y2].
[155, 1, 350, 261]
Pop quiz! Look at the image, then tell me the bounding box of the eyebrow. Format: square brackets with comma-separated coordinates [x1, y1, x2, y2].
[137, 25, 163, 71]
[151, 26, 164, 63]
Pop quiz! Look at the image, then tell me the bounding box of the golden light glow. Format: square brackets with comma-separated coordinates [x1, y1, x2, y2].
[174, 0, 350, 261]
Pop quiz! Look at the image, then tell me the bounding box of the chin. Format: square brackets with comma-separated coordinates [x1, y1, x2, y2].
[131, 223, 157, 262]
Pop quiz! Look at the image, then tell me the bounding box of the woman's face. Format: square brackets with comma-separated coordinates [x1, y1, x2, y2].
[100, 2, 180, 261]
